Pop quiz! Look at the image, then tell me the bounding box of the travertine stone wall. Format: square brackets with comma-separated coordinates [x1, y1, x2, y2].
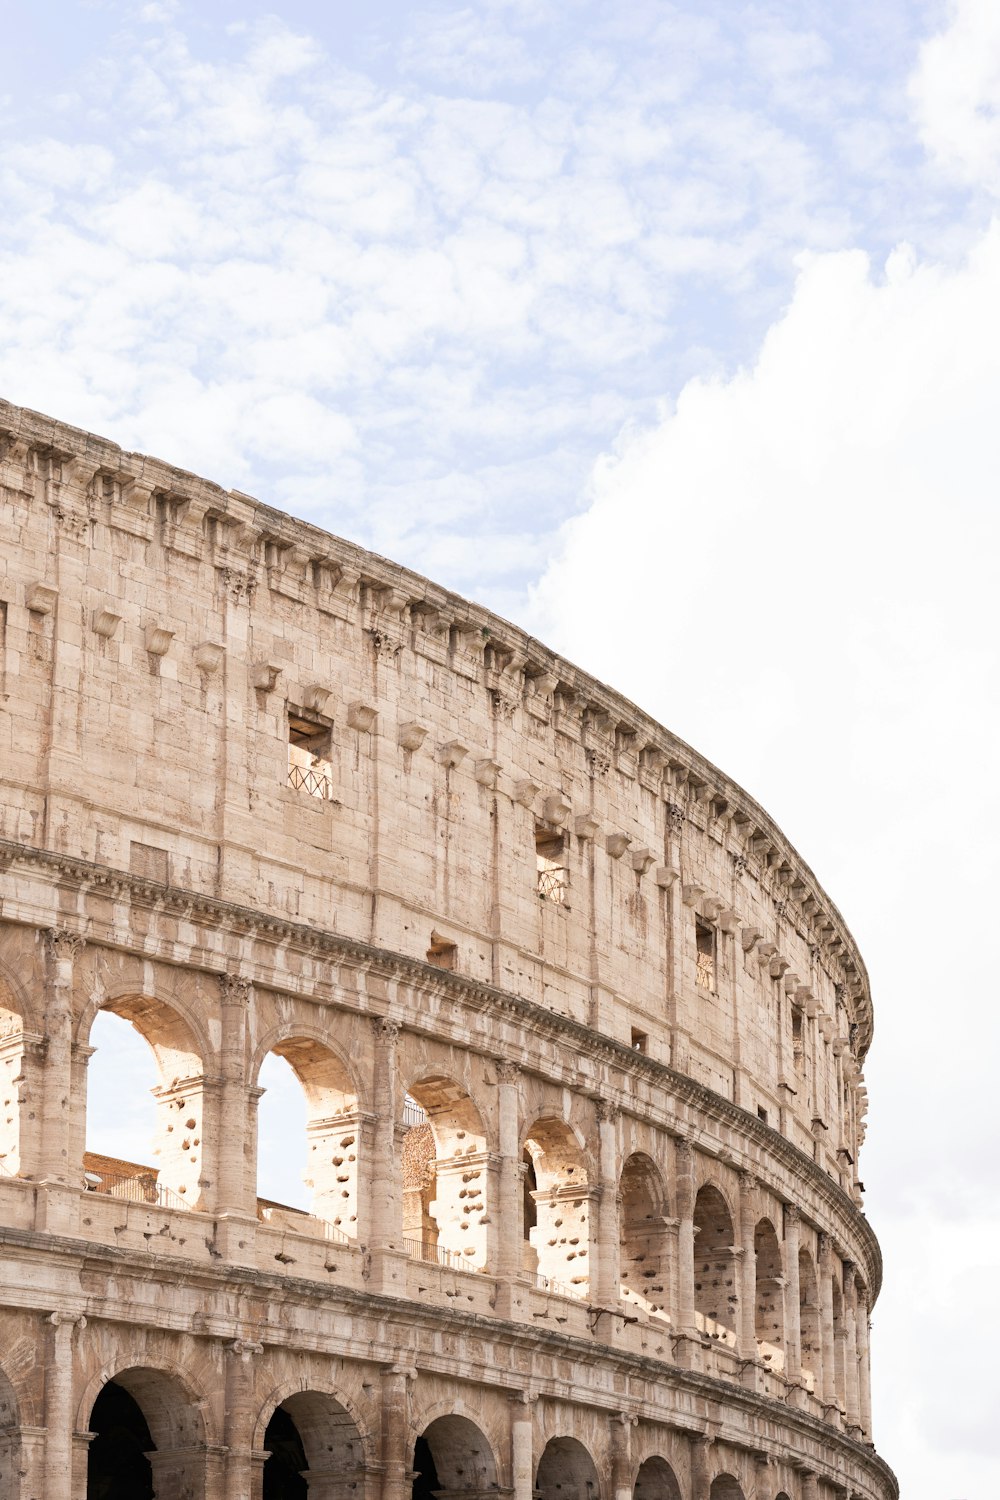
[0, 400, 893, 1500]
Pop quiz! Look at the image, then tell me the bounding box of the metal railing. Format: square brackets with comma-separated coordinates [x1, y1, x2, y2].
[529, 1269, 580, 1299]
[402, 1096, 427, 1128]
[84, 1170, 189, 1212]
[287, 762, 334, 800]
[256, 1200, 353, 1244]
[537, 865, 569, 903]
[402, 1237, 481, 1274]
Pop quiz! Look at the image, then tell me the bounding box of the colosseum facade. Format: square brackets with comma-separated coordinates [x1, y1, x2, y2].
[0, 398, 895, 1500]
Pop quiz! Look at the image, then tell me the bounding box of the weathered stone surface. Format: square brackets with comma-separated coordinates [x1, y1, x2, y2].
[0, 400, 893, 1500]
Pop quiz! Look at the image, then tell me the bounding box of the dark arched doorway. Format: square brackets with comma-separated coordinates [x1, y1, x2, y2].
[86, 1367, 205, 1500]
[263, 1406, 307, 1499]
[87, 1381, 154, 1499]
[412, 1415, 499, 1500]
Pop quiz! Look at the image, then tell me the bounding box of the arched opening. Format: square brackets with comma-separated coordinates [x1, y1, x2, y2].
[619, 1154, 670, 1322]
[798, 1247, 821, 1391]
[0, 975, 29, 1178]
[632, 1455, 682, 1500]
[262, 1390, 364, 1500]
[523, 1119, 591, 1295]
[522, 1150, 538, 1272]
[0, 1367, 22, 1500]
[708, 1478, 745, 1500]
[753, 1218, 785, 1369]
[693, 1185, 736, 1343]
[401, 1078, 488, 1269]
[85, 997, 204, 1208]
[535, 1436, 600, 1500]
[256, 1038, 359, 1238]
[86, 1367, 205, 1500]
[412, 1415, 498, 1500]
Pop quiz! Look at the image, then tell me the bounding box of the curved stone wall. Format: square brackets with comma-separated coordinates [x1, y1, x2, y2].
[0, 399, 894, 1500]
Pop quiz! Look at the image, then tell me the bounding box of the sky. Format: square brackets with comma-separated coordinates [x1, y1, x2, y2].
[5, 0, 999, 1494]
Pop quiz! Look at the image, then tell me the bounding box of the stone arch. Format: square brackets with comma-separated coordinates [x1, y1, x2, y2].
[401, 1075, 490, 1268]
[798, 1246, 821, 1391]
[535, 1436, 601, 1500]
[632, 1454, 682, 1500]
[0, 1362, 22, 1500]
[708, 1477, 746, 1500]
[753, 1217, 785, 1369]
[0, 962, 37, 1179]
[412, 1413, 500, 1500]
[83, 991, 207, 1207]
[257, 1385, 368, 1497]
[253, 1030, 362, 1235]
[523, 1118, 592, 1294]
[84, 1362, 209, 1500]
[619, 1153, 670, 1322]
[693, 1184, 737, 1342]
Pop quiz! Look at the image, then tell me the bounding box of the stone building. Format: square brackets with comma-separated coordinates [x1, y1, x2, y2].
[0, 398, 896, 1500]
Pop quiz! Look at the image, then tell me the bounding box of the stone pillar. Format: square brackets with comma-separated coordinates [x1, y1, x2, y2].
[843, 1264, 861, 1430]
[783, 1206, 802, 1384]
[380, 1366, 415, 1500]
[817, 1234, 836, 1411]
[857, 1285, 873, 1439]
[224, 1338, 263, 1500]
[368, 1019, 404, 1294]
[510, 1394, 533, 1500]
[495, 1062, 522, 1285]
[610, 1413, 636, 1500]
[737, 1171, 757, 1362]
[44, 1311, 85, 1499]
[594, 1101, 621, 1310]
[800, 1474, 818, 1500]
[36, 930, 84, 1233]
[689, 1435, 712, 1500]
[674, 1140, 697, 1346]
[213, 974, 257, 1264]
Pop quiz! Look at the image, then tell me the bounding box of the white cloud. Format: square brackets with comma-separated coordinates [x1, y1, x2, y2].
[911, 0, 1000, 193]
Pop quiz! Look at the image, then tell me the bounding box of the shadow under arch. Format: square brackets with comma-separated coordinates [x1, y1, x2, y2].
[401, 1075, 490, 1268]
[522, 1117, 591, 1295]
[693, 1183, 737, 1344]
[0, 962, 39, 1179]
[253, 1029, 362, 1235]
[632, 1455, 682, 1500]
[619, 1152, 670, 1322]
[412, 1413, 500, 1500]
[535, 1436, 601, 1500]
[83, 990, 207, 1208]
[84, 1362, 209, 1500]
[709, 1476, 746, 1500]
[257, 1385, 368, 1500]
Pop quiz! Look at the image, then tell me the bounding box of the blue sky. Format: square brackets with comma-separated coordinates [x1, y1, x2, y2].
[6, 2, 1000, 1496]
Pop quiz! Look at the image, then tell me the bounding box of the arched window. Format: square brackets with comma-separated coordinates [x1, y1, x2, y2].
[261, 1390, 364, 1500]
[693, 1185, 736, 1342]
[86, 1367, 206, 1500]
[535, 1437, 601, 1500]
[255, 1038, 359, 1238]
[401, 1077, 488, 1269]
[633, 1455, 682, 1500]
[753, 1218, 785, 1369]
[412, 1415, 498, 1500]
[619, 1154, 670, 1322]
[523, 1118, 590, 1295]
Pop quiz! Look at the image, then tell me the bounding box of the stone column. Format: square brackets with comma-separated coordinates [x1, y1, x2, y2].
[843, 1264, 861, 1430]
[800, 1474, 818, 1500]
[510, 1394, 533, 1500]
[674, 1140, 697, 1348]
[44, 1311, 85, 1499]
[380, 1366, 415, 1500]
[737, 1171, 757, 1362]
[594, 1101, 621, 1310]
[494, 1062, 522, 1316]
[857, 1285, 873, 1439]
[688, 1435, 712, 1500]
[36, 930, 84, 1234]
[214, 974, 257, 1264]
[367, 1019, 404, 1295]
[224, 1338, 262, 1500]
[610, 1413, 636, 1500]
[817, 1234, 837, 1411]
[783, 1206, 802, 1384]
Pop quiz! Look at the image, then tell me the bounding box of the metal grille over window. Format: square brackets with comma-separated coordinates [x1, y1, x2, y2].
[536, 828, 568, 904]
[696, 918, 716, 991]
[287, 710, 333, 800]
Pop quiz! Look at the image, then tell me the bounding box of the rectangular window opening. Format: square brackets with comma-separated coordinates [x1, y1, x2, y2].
[287, 709, 333, 799]
[630, 1029, 648, 1054]
[695, 918, 716, 991]
[757, 1105, 769, 1125]
[536, 827, 568, 905]
[792, 1006, 805, 1073]
[426, 932, 458, 971]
